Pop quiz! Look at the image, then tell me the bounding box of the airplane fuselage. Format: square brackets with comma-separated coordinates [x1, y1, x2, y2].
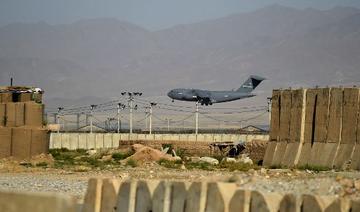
[167, 88, 255, 105]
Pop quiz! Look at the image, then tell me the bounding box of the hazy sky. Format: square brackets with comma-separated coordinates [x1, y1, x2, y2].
[1, 0, 360, 30]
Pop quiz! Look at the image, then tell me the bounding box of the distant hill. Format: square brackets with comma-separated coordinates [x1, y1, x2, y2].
[0, 4, 359, 108]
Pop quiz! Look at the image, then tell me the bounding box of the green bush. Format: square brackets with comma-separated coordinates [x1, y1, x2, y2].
[35, 162, 48, 167]
[186, 161, 214, 171]
[126, 159, 137, 167]
[158, 159, 182, 169]
[112, 150, 134, 161]
[175, 148, 187, 159]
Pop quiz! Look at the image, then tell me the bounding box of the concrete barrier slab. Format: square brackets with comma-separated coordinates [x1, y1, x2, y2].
[281, 143, 301, 167]
[351, 199, 360, 212]
[103, 134, 113, 148]
[205, 182, 237, 212]
[271, 142, 287, 167]
[0, 190, 76, 212]
[269, 90, 281, 142]
[279, 90, 292, 143]
[51, 133, 62, 149]
[334, 144, 355, 169]
[313, 88, 330, 144]
[279, 194, 300, 212]
[301, 194, 338, 212]
[297, 143, 312, 167]
[82, 178, 103, 212]
[135, 181, 156, 212]
[185, 182, 207, 212]
[327, 88, 343, 144]
[95, 134, 104, 149]
[263, 142, 277, 167]
[310, 142, 338, 168]
[116, 181, 132, 212]
[351, 144, 360, 170]
[62, 133, 70, 149]
[170, 182, 187, 212]
[250, 190, 283, 212]
[112, 134, 120, 147]
[69, 134, 78, 150]
[229, 189, 251, 212]
[87, 134, 96, 149]
[79, 134, 87, 149]
[152, 181, 171, 212]
[100, 179, 121, 212]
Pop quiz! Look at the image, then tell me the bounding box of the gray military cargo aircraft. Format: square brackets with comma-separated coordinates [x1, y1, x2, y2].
[167, 75, 266, 105]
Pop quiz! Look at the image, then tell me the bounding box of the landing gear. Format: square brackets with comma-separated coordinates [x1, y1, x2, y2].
[172, 99, 174, 102]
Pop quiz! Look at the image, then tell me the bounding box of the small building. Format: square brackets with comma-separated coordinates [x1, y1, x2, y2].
[240, 125, 267, 134]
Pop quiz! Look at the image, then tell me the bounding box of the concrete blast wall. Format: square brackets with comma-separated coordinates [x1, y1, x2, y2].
[82, 178, 357, 212]
[264, 87, 360, 170]
[50, 133, 269, 150]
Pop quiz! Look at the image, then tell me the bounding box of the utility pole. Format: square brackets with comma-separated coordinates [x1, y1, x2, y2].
[145, 111, 148, 131]
[56, 107, 63, 133]
[195, 102, 199, 135]
[117, 103, 125, 133]
[53, 113, 57, 124]
[129, 98, 133, 134]
[85, 114, 90, 126]
[121, 92, 142, 134]
[76, 113, 80, 130]
[90, 105, 96, 134]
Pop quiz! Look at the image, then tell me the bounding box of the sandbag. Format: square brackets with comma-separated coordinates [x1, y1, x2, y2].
[11, 127, 32, 159]
[0, 127, 12, 158]
[24, 102, 44, 127]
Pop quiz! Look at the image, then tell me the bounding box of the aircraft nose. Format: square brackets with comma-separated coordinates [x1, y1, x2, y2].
[167, 90, 174, 98]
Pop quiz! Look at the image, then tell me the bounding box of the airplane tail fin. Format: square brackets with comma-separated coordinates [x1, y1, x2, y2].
[236, 75, 266, 93]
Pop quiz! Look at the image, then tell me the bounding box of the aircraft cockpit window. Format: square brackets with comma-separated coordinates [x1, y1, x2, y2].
[178, 92, 183, 95]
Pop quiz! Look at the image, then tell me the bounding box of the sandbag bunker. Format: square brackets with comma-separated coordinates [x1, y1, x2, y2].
[0, 86, 49, 159]
[263, 87, 360, 170]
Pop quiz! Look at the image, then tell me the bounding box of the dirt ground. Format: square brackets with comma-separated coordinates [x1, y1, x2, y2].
[1, 164, 360, 202]
[1, 144, 360, 203]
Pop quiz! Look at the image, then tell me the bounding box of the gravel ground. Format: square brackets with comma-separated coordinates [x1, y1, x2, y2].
[1, 167, 360, 202]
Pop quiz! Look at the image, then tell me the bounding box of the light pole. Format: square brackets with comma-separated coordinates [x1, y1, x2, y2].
[121, 92, 142, 134]
[56, 107, 63, 133]
[166, 118, 171, 132]
[146, 102, 156, 135]
[195, 102, 199, 135]
[90, 104, 97, 134]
